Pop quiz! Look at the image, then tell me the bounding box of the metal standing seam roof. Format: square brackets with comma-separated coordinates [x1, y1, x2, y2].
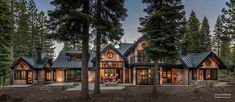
[52, 50, 95, 69]
[117, 43, 133, 54]
[12, 56, 49, 69]
[180, 51, 213, 68]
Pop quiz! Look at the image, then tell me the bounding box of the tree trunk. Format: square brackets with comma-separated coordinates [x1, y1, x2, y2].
[94, 33, 101, 94]
[94, 0, 102, 94]
[153, 58, 159, 95]
[80, 0, 90, 100]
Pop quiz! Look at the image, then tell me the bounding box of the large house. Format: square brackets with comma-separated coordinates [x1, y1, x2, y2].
[11, 37, 227, 85]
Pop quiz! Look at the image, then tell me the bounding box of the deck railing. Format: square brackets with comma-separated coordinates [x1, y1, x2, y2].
[130, 56, 151, 64]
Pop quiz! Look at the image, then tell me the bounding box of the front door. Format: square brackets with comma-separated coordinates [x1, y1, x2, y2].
[27, 71, 33, 84]
[162, 69, 172, 83]
[166, 69, 172, 83]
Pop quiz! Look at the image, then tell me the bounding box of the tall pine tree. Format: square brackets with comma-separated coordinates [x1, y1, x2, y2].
[213, 16, 223, 56]
[184, 10, 201, 52]
[221, 0, 235, 65]
[140, 0, 185, 95]
[48, 0, 90, 99]
[0, 0, 13, 86]
[36, 11, 55, 58]
[200, 16, 211, 51]
[93, 0, 127, 94]
[14, 0, 32, 57]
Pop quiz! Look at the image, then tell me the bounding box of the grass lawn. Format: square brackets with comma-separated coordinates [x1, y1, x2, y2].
[0, 79, 234, 102]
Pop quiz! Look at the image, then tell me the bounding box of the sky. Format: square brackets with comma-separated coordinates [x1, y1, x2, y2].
[34, 0, 228, 57]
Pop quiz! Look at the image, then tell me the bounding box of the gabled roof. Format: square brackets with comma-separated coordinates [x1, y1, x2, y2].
[124, 36, 146, 56]
[12, 56, 49, 69]
[52, 50, 95, 69]
[181, 51, 227, 69]
[91, 44, 129, 64]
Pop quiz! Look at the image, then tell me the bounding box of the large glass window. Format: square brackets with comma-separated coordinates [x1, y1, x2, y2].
[192, 70, 197, 80]
[65, 69, 81, 82]
[100, 61, 123, 68]
[192, 69, 218, 80]
[100, 69, 123, 82]
[199, 69, 204, 80]
[206, 69, 211, 80]
[45, 70, 51, 81]
[136, 69, 153, 85]
[162, 70, 167, 78]
[14, 70, 26, 80]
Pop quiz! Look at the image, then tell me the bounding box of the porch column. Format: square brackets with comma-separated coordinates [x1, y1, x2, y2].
[196, 68, 199, 80]
[159, 67, 162, 85]
[51, 70, 53, 81]
[133, 67, 136, 85]
[129, 68, 131, 83]
[217, 68, 220, 80]
[123, 67, 125, 83]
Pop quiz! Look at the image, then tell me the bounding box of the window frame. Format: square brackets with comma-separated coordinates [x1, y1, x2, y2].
[14, 70, 26, 80]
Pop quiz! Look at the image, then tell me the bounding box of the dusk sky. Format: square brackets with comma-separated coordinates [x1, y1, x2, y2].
[34, 0, 228, 57]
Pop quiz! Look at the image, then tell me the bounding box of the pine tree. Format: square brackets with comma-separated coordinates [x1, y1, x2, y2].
[230, 47, 235, 67]
[0, 0, 13, 86]
[222, 0, 235, 40]
[63, 42, 73, 50]
[200, 16, 211, 51]
[140, 0, 185, 95]
[185, 10, 201, 52]
[213, 16, 223, 56]
[28, 0, 38, 56]
[93, 0, 127, 94]
[221, 0, 235, 65]
[36, 11, 55, 58]
[48, 0, 90, 99]
[177, 17, 187, 50]
[14, 0, 32, 57]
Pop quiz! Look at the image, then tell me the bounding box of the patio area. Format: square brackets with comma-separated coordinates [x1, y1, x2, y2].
[3, 85, 32, 88]
[66, 83, 129, 91]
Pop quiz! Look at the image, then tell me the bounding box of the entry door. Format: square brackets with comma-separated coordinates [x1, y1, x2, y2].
[166, 70, 172, 83]
[27, 71, 33, 84]
[163, 69, 172, 83]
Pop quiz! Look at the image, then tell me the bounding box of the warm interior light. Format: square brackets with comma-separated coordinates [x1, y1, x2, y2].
[57, 69, 63, 82]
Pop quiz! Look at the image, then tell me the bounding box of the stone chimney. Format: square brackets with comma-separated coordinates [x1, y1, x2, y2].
[36, 48, 43, 64]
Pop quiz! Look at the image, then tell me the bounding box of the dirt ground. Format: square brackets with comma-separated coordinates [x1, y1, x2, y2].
[0, 79, 234, 102]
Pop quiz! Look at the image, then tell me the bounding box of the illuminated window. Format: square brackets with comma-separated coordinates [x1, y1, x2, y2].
[192, 70, 197, 80]
[107, 52, 114, 59]
[14, 70, 26, 80]
[162, 70, 167, 78]
[69, 55, 79, 61]
[206, 69, 211, 80]
[45, 70, 51, 81]
[199, 70, 204, 80]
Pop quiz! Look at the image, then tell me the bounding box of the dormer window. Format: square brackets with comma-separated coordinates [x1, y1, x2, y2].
[66, 53, 82, 61]
[68, 55, 80, 61]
